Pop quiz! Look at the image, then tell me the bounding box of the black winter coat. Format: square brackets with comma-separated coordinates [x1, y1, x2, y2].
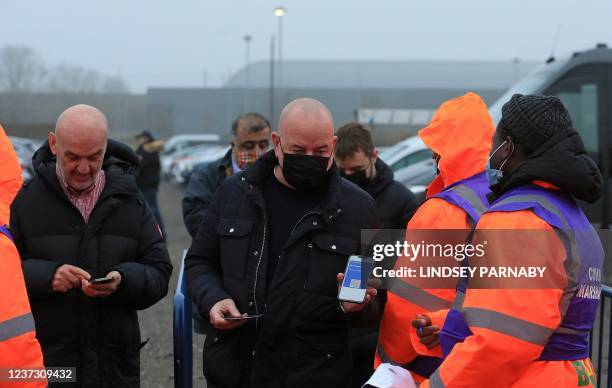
[10, 139, 173, 388]
[182, 149, 233, 237]
[135, 143, 161, 190]
[185, 150, 378, 388]
[364, 159, 418, 230]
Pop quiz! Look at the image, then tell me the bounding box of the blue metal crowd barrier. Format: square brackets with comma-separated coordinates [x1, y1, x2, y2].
[173, 266, 612, 388]
[590, 284, 612, 388]
[173, 250, 193, 388]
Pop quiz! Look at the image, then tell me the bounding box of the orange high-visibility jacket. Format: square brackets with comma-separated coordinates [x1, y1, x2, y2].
[375, 92, 494, 381]
[420, 190, 597, 388]
[0, 125, 46, 387]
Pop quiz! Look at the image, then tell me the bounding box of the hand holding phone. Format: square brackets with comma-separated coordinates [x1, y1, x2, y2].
[90, 276, 114, 284]
[338, 255, 377, 313]
[81, 271, 121, 298]
[210, 298, 250, 330]
[223, 314, 263, 321]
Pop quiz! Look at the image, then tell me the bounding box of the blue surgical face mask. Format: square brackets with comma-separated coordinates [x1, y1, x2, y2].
[486, 140, 513, 187]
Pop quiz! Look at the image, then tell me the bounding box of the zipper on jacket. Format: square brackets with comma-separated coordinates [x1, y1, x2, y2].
[252, 210, 320, 325]
[252, 215, 267, 326]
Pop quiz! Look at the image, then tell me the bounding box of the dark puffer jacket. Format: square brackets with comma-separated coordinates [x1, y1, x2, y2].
[135, 140, 163, 190]
[10, 139, 173, 388]
[185, 150, 379, 388]
[364, 159, 419, 229]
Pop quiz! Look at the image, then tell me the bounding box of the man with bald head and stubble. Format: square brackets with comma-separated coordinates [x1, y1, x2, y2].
[10, 105, 172, 387]
[185, 98, 379, 387]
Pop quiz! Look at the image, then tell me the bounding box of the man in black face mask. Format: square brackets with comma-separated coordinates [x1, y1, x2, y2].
[185, 98, 379, 388]
[334, 122, 419, 387]
[335, 122, 418, 230]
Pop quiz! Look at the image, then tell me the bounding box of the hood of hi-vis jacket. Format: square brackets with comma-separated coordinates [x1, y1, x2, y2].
[0, 125, 24, 225]
[419, 92, 494, 198]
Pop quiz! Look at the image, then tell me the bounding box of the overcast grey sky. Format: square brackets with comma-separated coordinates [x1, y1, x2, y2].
[2, 0, 610, 92]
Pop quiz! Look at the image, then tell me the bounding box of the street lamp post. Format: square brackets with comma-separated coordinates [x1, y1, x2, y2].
[243, 35, 252, 111]
[273, 7, 286, 88]
[269, 36, 276, 124]
[244, 35, 252, 88]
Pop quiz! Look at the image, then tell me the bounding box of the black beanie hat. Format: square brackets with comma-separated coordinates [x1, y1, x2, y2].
[500, 94, 573, 152]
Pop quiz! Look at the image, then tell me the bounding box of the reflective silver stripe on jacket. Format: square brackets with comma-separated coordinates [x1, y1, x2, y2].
[389, 279, 452, 311]
[0, 313, 35, 342]
[429, 368, 446, 388]
[462, 307, 553, 346]
[450, 184, 488, 217]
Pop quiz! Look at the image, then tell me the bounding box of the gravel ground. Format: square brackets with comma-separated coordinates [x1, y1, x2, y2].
[138, 181, 206, 388]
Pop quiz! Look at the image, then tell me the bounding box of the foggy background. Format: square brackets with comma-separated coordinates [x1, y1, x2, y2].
[3, 2, 612, 386]
[1, 0, 610, 91]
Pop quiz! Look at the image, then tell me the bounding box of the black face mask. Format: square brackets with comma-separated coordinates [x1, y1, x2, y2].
[280, 147, 331, 191]
[340, 161, 372, 190]
[341, 169, 369, 189]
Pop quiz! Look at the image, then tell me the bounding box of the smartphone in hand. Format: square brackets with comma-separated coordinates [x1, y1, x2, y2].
[90, 276, 114, 284]
[338, 255, 375, 303]
[223, 314, 263, 321]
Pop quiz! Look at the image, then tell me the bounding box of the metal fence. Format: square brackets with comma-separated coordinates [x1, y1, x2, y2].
[591, 285, 612, 387]
[173, 255, 612, 388]
[173, 250, 193, 388]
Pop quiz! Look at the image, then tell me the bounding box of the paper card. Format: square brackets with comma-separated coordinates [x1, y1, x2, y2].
[362, 363, 417, 388]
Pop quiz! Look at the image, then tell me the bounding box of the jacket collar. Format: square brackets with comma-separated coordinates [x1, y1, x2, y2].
[241, 150, 344, 221]
[364, 159, 394, 198]
[33, 139, 141, 200]
[218, 149, 234, 177]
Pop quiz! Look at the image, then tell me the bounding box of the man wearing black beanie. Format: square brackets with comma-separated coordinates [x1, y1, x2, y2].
[489, 93, 601, 202]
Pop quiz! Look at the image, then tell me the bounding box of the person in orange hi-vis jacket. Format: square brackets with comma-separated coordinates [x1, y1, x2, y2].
[0, 125, 46, 387]
[375, 92, 494, 383]
[419, 94, 603, 387]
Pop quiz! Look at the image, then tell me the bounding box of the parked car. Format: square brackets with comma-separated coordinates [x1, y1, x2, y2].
[394, 158, 435, 203]
[170, 145, 228, 184]
[9, 136, 40, 182]
[379, 136, 431, 172]
[379, 135, 433, 202]
[161, 134, 221, 178]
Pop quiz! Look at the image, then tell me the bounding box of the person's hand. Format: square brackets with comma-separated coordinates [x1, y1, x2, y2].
[337, 273, 377, 314]
[81, 271, 121, 298]
[209, 298, 248, 330]
[411, 314, 440, 349]
[52, 264, 91, 293]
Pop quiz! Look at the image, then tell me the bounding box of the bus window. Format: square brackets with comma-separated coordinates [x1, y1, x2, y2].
[546, 66, 604, 161]
[556, 84, 599, 155]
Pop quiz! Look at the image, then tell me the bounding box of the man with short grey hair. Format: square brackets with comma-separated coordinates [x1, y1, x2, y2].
[182, 112, 271, 237]
[10, 104, 172, 387]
